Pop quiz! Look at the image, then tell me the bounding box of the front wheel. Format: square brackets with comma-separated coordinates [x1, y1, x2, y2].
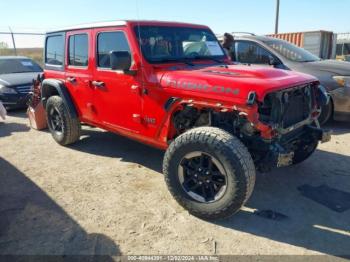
[163, 127, 256, 220]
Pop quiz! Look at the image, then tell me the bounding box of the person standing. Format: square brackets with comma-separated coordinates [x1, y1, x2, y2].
[222, 33, 234, 59]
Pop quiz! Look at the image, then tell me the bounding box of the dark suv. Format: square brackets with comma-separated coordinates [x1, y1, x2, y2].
[0, 56, 43, 109]
[225, 34, 350, 124]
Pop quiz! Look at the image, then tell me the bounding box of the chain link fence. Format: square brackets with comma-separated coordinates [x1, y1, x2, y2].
[0, 28, 45, 66]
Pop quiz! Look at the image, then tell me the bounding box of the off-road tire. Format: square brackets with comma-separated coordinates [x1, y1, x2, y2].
[46, 95, 81, 146]
[163, 127, 256, 220]
[292, 139, 318, 165]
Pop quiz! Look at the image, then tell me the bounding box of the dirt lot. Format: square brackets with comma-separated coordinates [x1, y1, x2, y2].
[0, 110, 350, 258]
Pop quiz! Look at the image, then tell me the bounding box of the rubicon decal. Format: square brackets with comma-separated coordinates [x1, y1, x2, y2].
[165, 79, 240, 95]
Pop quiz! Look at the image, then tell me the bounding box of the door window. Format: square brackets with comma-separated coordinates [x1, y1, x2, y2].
[234, 41, 272, 64]
[97, 32, 131, 68]
[46, 35, 64, 66]
[68, 34, 89, 67]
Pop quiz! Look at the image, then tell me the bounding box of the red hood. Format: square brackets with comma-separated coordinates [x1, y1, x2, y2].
[158, 64, 318, 104]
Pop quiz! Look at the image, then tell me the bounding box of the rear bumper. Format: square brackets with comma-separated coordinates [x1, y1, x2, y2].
[0, 94, 29, 109]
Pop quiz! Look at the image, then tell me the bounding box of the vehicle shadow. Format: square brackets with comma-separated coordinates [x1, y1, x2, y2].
[0, 157, 120, 258]
[323, 120, 350, 135]
[215, 149, 350, 257]
[70, 127, 350, 257]
[71, 128, 164, 173]
[5, 108, 28, 119]
[0, 122, 30, 138]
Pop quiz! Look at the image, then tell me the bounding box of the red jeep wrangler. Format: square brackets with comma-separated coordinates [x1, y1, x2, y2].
[41, 20, 331, 219]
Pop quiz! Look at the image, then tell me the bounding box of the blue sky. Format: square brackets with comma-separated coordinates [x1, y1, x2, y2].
[1, 0, 350, 47]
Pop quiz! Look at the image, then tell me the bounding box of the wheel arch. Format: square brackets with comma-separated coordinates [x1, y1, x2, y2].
[163, 99, 233, 142]
[41, 79, 79, 119]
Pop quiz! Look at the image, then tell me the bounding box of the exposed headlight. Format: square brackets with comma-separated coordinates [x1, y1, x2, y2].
[0, 85, 17, 94]
[333, 76, 350, 87]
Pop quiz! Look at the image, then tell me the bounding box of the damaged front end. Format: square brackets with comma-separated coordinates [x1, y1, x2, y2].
[251, 83, 332, 172]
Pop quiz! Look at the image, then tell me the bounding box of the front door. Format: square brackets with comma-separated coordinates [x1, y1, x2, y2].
[92, 28, 142, 133]
[233, 40, 275, 67]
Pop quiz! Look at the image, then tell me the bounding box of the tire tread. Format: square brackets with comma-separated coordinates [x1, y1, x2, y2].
[46, 96, 80, 146]
[163, 127, 256, 219]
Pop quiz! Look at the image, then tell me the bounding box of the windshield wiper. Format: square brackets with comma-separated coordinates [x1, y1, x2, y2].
[151, 58, 194, 66]
[11, 71, 35, 73]
[299, 60, 318, 63]
[187, 56, 226, 64]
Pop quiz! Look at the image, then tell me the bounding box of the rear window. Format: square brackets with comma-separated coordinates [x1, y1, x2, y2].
[46, 35, 64, 66]
[0, 58, 42, 74]
[68, 34, 89, 67]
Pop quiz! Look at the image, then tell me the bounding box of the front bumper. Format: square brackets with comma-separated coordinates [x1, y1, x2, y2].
[255, 125, 331, 172]
[0, 93, 29, 109]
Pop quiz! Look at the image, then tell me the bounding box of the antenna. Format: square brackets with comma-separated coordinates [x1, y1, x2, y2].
[135, 0, 146, 95]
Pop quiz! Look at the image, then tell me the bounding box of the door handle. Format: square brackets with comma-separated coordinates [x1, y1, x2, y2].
[92, 81, 105, 88]
[66, 77, 76, 83]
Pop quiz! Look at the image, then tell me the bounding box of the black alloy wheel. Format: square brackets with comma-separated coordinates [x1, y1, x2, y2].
[48, 106, 64, 135]
[178, 152, 227, 203]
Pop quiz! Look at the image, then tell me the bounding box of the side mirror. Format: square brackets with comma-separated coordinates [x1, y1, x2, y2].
[268, 55, 280, 66]
[110, 51, 132, 71]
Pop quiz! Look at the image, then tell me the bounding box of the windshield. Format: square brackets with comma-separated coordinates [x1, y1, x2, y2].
[134, 26, 226, 64]
[0, 58, 43, 74]
[263, 38, 321, 62]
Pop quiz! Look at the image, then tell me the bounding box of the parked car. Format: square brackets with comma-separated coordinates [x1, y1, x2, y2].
[41, 20, 330, 219]
[224, 34, 350, 124]
[0, 56, 43, 109]
[336, 33, 350, 62]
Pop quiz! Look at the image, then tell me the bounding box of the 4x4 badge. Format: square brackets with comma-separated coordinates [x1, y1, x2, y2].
[143, 116, 156, 125]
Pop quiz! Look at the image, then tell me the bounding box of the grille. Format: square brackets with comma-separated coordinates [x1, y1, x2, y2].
[258, 84, 314, 128]
[15, 85, 32, 94]
[281, 87, 312, 128]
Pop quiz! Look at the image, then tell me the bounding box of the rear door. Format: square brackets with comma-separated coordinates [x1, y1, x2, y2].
[64, 30, 95, 122]
[92, 28, 142, 132]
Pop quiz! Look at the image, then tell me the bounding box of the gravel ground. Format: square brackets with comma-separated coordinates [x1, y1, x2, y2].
[0, 110, 349, 258]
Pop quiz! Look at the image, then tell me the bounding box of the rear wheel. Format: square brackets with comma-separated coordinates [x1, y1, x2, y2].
[46, 96, 81, 145]
[163, 127, 256, 220]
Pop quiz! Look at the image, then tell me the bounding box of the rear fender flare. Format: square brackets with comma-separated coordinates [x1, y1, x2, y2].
[41, 79, 78, 119]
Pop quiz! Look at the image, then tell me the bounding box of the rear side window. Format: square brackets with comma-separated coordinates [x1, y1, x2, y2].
[46, 35, 64, 66]
[97, 32, 130, 68]
[68, 34, 89, 67]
